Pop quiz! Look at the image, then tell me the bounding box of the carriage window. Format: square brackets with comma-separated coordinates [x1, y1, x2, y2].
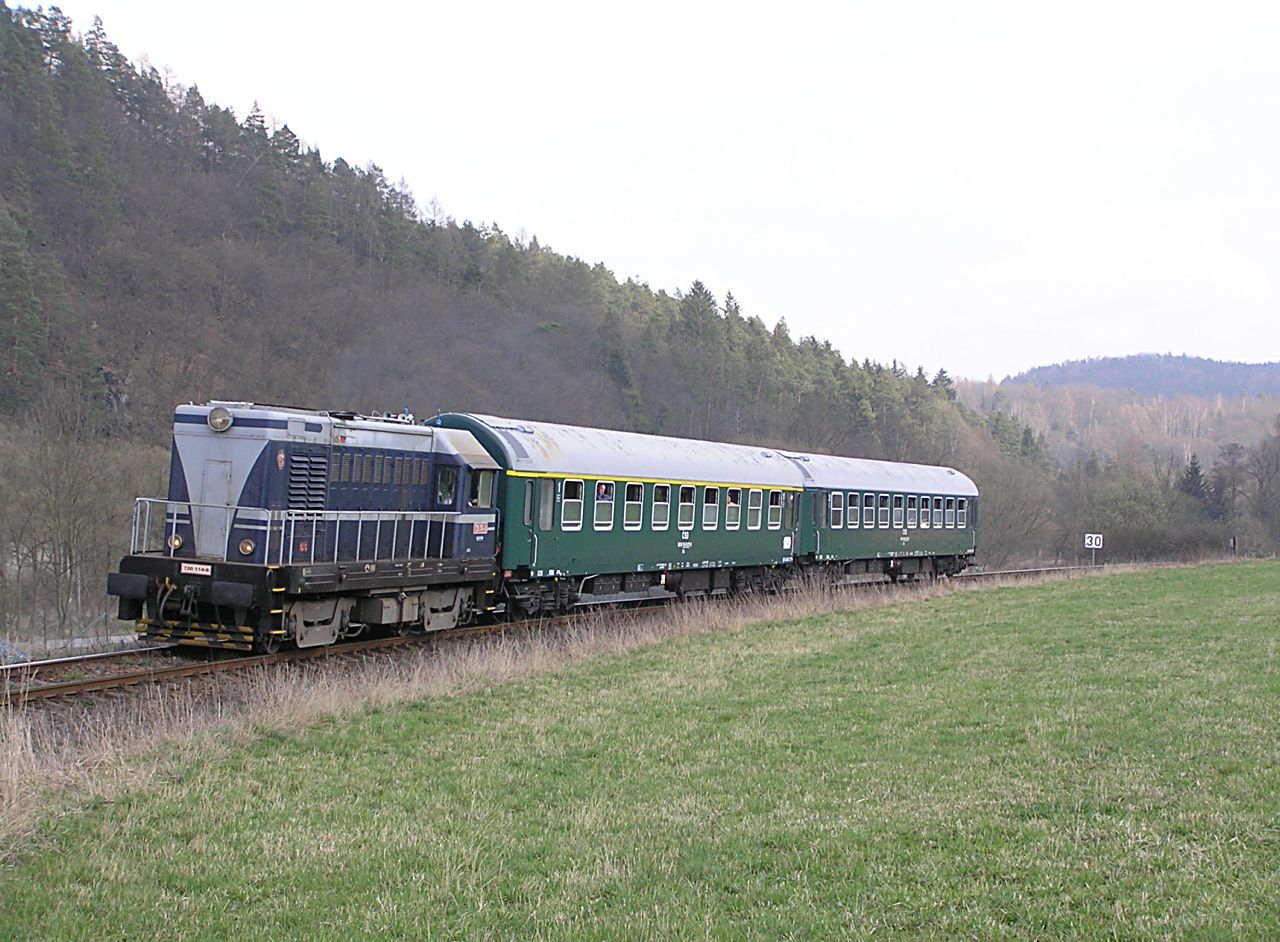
[933, 496, 944, 528]
[678, 486, 696, 529]
[435, 467, 457, 506]
[747, 489, 763, 530]
[725, 488, 741, 530]
[893, 494, 904, 528]
[945, 497, 956, 527]
[594, 481, 615, 530]
[847, 493, 859, 529]
[907, 495, 918, 528]
[958, 498, 968, 528]
[767, 490, 783, 529]
[469, 469, 494, 508]
[562, 479, 584, 530]
[539, 479, 554, 531]
[652, 484, 671, 531]
[863, 493, 875, 527]
[787, 493, 799, 530]
[830, 491, 844, 528]
[523, 480, 534, 526]
[919, 495, 930, 528]
[878, 494, 890, 528]
[624, 482, 643, 530]
[703, 487, 720, 530]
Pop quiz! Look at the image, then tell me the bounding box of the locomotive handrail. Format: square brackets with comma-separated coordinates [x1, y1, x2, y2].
[130, 498, 495, 565]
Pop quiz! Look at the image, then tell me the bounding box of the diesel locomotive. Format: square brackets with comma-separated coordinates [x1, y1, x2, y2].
[107, 402, 978, 651]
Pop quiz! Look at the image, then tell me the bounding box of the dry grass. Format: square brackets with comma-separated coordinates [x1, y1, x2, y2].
[0, 570, 1090, 854]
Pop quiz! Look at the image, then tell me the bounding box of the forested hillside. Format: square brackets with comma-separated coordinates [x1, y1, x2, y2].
[1006, 354, 1280, 398]
[1, 6, 1278, 643]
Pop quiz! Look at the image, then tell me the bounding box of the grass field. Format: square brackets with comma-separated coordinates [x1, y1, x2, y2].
[2, 563, 1278, 939]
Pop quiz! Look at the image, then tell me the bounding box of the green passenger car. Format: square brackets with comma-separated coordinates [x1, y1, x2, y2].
[430, 413, 978, 616]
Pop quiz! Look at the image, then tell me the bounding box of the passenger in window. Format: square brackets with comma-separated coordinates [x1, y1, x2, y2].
[597, 482, 613, 501]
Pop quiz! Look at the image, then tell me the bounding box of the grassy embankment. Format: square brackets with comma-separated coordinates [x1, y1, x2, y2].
[2, 562, 1278, 939]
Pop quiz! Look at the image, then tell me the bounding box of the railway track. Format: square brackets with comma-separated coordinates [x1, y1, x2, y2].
[1, 565, 1096, 709]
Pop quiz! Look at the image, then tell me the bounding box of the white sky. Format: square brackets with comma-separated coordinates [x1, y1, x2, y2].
[51, 0, 1280, 380]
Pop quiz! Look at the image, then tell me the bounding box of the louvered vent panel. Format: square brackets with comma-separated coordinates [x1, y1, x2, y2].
[288, 452, 329, 510]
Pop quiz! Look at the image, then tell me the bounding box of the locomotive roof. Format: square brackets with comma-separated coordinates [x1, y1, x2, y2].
[430, 413, 978, 496]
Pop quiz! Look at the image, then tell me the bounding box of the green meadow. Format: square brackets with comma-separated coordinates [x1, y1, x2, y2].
[3, 563, 1278, 939]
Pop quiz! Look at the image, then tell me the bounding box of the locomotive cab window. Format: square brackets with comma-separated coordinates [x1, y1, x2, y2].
[945, 497, 956, 527]
[469, 469, 494, 508]
[767, 490, 783, 530]
[435, 467, 457, 507]
[933, 496, 944, 528]
[893, 494, 904, 529]
[652, 484, 671, 531]
[726, 488, 742, 530]
[562, 479, 584, 531]
[907, 495, 918, 528]
[678, 486, 696, 529]
[747, 489, 763, 530]
[848, 493, 859, 528]
[624, 483, 644, 530]
[702, 487, 720, 530]
[594, 481, 615, 530]
[830, 491, 844, 528]
[958, 498, 968, 528]
[878, 494, 890, 528]
[863, 492, 875, 528]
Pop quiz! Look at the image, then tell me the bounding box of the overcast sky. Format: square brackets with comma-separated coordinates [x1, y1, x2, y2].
[51, 0, 1280, 380]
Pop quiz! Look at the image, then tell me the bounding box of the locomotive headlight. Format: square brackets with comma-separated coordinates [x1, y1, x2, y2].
[239, 539, 256, 556]
[208, 407, 233, 432]
[167, 534, 183, 550]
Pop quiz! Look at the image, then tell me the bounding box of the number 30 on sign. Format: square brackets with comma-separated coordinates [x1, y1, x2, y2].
[1084, 533, 1104, 550]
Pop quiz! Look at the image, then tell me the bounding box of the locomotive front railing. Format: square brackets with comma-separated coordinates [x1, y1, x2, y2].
[130, 498, 495, 566]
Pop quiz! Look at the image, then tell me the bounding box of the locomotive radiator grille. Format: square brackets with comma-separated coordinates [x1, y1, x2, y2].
[288, 451, 328, 510]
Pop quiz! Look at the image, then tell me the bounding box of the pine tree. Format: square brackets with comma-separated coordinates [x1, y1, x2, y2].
[1179, 454, 1208, 502]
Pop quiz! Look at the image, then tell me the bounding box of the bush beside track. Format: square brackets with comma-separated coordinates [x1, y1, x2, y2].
[3, 561, 1279, 939]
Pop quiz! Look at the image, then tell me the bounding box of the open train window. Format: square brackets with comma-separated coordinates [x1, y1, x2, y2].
[747, 489, 763, 530]
[726, 488, 741, 530]
[878, 494, 890, 528]
[919, 495, 930, 528]
[847, 493, 859, 529]
[594, 481, 615, 530]
[767, 490, 783, 529]
[893, 494, 904, 529]
[652, 484, 671, 531]
[907, 495, 918, 528]
[469, 469, 494, 508]
[830, 491, 844, 528]
[539, 479, 554, 531]
[435, 466, 457, 507]
[945, 497, 956, 528]
[933, 496, 944, 528]
[863, 493, 875, 527]
[678, 486, 696, 529]
[562, 479, 584, 531]
[958, 498, 968, 528]
[703, 487, 720, 530]
[624, 482, 643, 530]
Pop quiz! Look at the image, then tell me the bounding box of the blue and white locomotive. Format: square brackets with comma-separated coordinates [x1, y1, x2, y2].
[108, 401, 979, 651]
[108, 402, 502, 651]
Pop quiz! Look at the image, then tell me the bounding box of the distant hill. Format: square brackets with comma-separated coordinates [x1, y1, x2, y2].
[1005, 355, 1280, 398]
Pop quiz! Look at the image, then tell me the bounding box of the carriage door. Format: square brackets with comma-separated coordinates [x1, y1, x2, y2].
[195, 459, 233, 558]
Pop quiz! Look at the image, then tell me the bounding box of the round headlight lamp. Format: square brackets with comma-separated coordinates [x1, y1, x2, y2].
[208, 407, 233, 432]
[239, 539, 256, 556]
[167, 534, 184, 550]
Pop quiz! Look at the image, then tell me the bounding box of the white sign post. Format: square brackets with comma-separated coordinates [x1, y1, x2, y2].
[1084, 532, 1104, 566]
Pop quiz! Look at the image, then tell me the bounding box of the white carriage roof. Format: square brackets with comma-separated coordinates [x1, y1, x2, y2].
[440, 414, 979, 496]
[446, 414, 802, 488]
[777, 451, 979, 497]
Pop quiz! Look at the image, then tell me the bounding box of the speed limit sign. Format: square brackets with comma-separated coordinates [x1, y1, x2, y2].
[1084, 533, 1103, 549]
